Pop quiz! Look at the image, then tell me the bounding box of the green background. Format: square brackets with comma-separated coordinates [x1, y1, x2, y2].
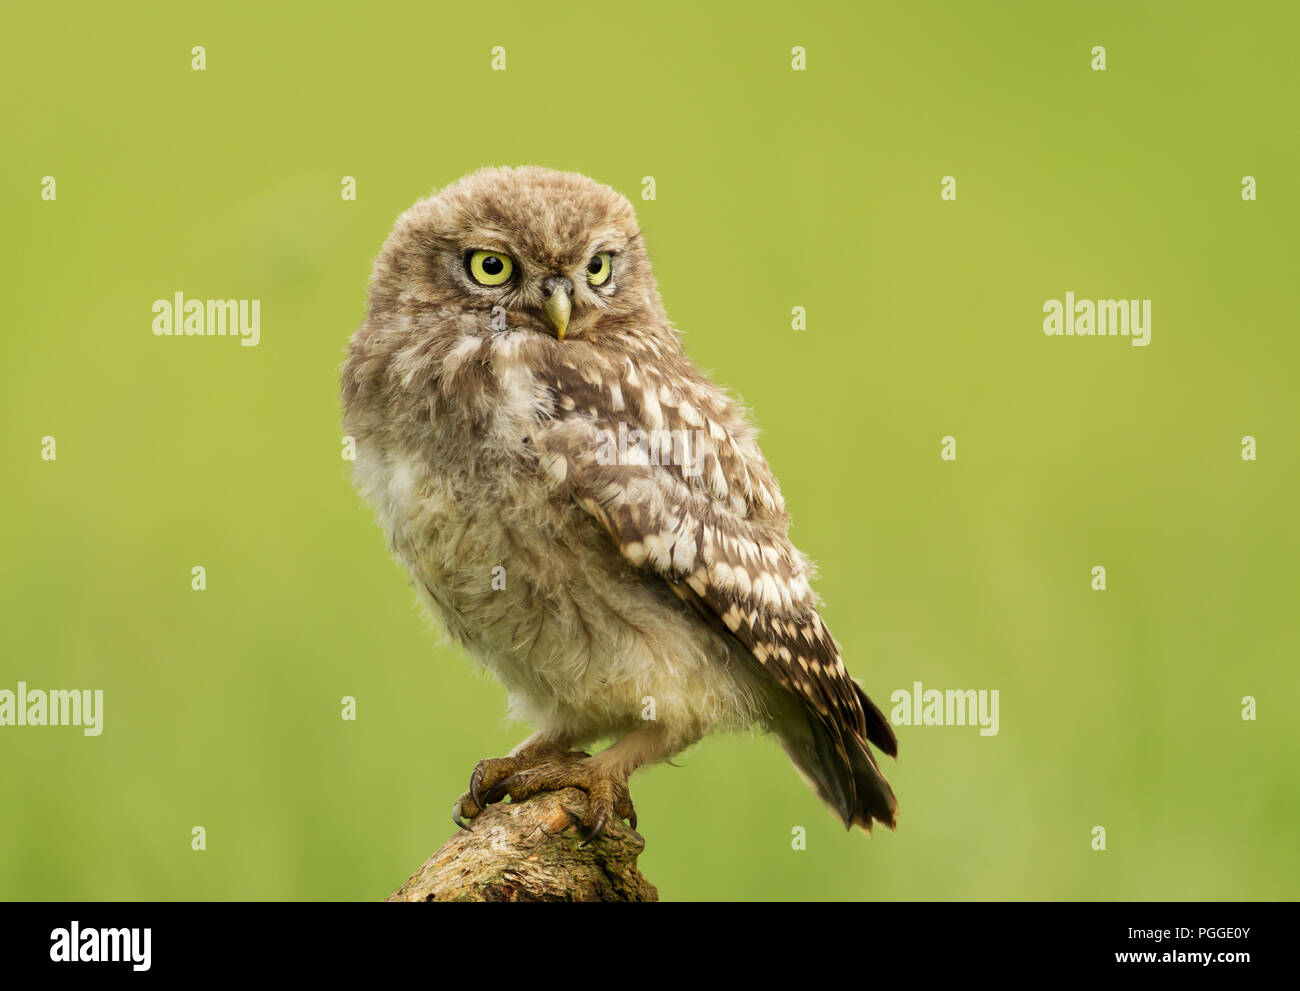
[2, 0, 1296, 900]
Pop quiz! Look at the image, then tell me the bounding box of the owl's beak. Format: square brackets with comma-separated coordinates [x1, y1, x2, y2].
[543, 286, 571, 341]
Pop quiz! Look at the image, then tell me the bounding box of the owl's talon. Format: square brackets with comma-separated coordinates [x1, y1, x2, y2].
[483, 758, 637, 844]
[580, 809, 610, 847]
[454, 746, 583, 829]
[468, 764, 489, 811]
[462, 755, 523, 819]
[452, 791, 481, 830]
[451, 747, 636, 842]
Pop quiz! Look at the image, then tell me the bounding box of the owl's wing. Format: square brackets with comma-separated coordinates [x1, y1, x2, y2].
[534, 347, 897, 829]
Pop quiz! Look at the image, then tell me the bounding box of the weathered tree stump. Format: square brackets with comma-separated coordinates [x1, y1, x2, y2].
[386, 788, 658, 902]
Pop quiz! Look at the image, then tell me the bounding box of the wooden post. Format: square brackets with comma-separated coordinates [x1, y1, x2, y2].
[386, 788, 658, 902]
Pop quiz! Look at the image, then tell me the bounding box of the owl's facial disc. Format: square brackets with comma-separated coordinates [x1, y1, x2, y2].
[541, 275, 573, 341]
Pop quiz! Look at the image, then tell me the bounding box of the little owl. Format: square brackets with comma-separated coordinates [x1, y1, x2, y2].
[341, 166, 898, 842]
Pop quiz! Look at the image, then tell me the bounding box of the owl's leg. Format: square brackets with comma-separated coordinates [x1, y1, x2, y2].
[452, 730, 579, 829]
[485, 723, 679, 844]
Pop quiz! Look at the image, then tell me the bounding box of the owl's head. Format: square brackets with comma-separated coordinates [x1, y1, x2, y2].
[367, 166, 657, 343]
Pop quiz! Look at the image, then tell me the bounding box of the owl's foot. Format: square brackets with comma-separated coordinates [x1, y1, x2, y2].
[492, 756, 638, 845]
[453, 751, 637, 845]
[451, 746, 586, 830]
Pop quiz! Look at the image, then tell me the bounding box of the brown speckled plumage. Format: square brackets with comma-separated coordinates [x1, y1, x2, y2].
[342, 166, 897, 836]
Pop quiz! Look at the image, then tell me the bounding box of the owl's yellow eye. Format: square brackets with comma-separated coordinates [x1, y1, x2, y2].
[467, 250, 514, 287]
[585, 252, 612, 286]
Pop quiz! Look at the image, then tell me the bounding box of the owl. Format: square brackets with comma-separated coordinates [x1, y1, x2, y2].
[341, 166, 897, 842]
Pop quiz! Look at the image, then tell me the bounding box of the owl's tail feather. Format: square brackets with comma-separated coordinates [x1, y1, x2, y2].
[775, 699, 898, 834]
[856, 681, 899, 759]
